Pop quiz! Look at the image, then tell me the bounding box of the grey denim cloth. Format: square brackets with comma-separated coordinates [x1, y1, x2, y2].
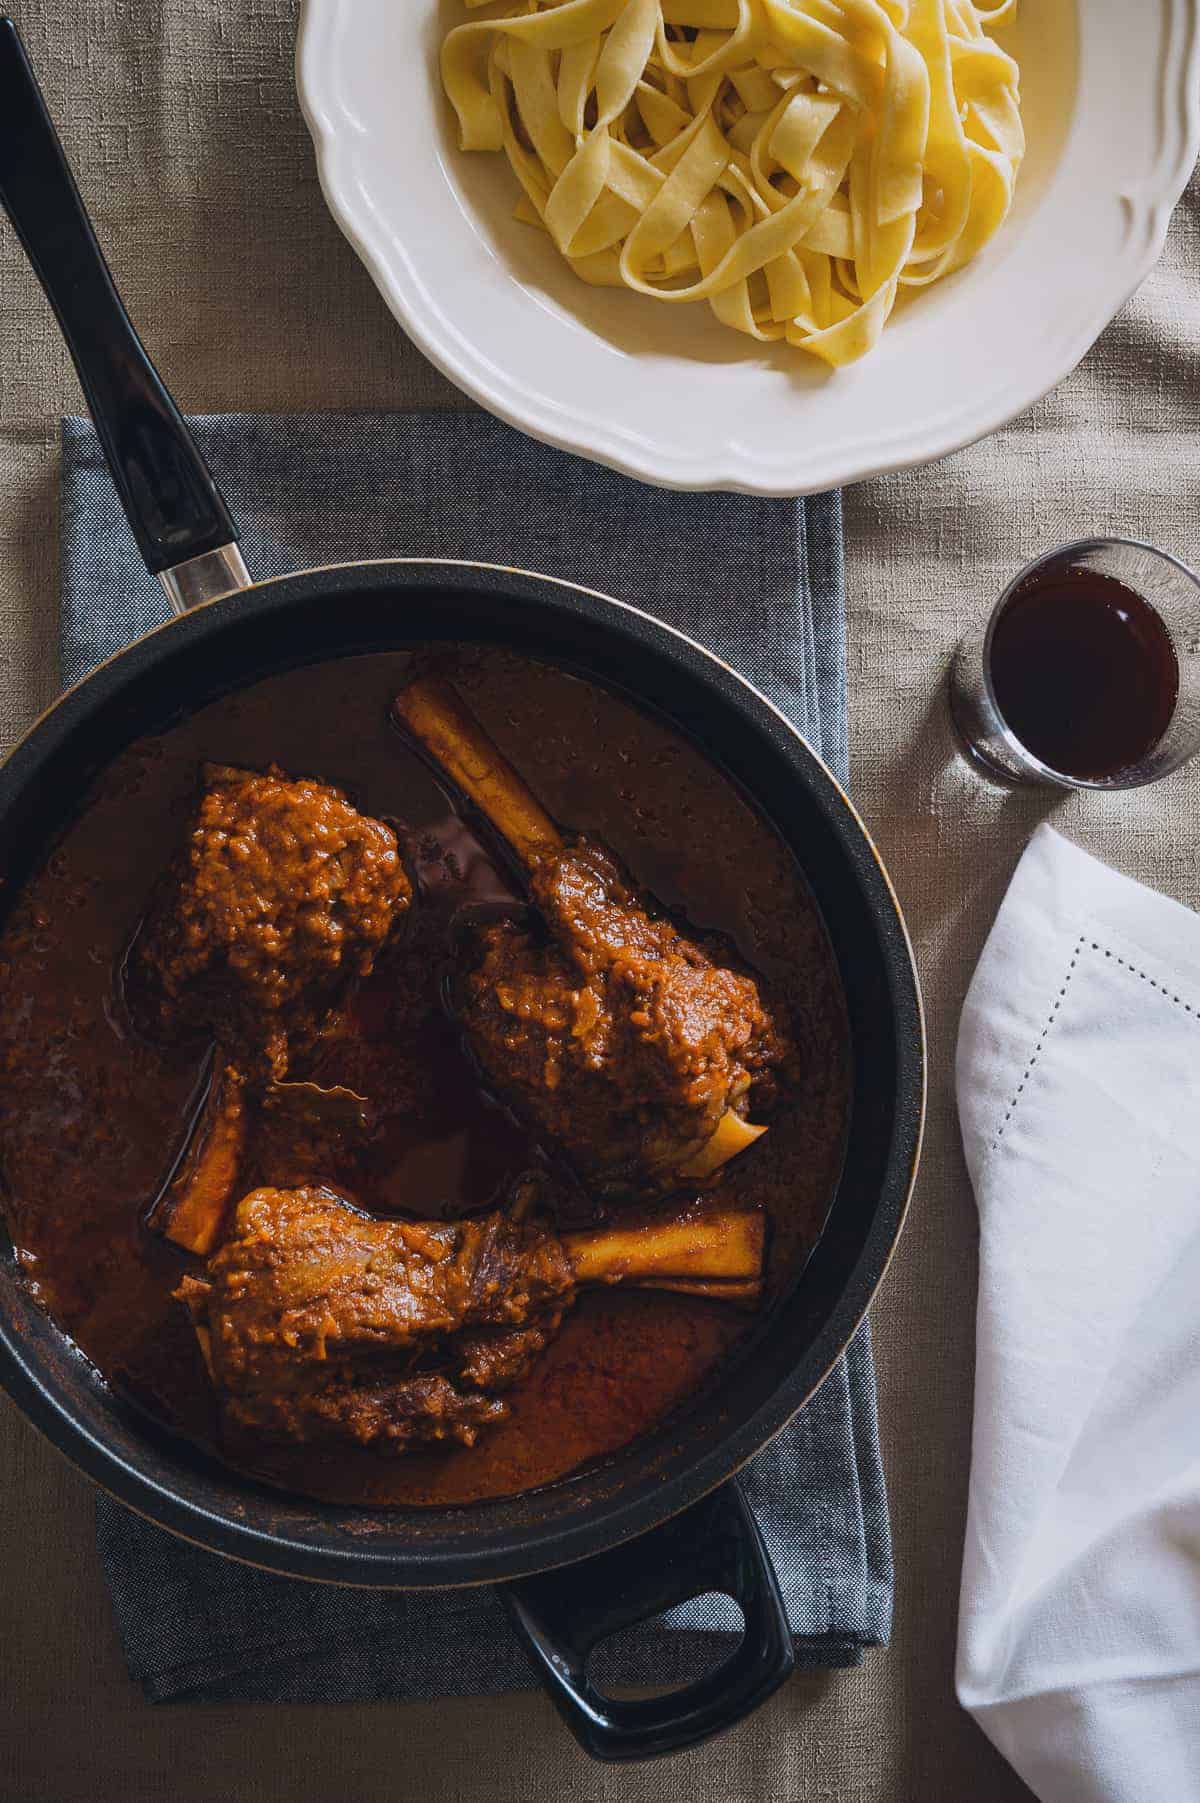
[60, 411, 890, 1705]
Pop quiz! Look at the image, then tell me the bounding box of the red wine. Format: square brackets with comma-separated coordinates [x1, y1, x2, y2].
[989, 569, 1179, 780]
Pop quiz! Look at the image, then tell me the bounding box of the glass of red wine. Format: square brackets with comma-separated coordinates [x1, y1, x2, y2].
[949, 538, 1200, 789]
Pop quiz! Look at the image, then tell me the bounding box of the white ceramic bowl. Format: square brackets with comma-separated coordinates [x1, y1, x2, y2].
[298, 1, 1200, 496]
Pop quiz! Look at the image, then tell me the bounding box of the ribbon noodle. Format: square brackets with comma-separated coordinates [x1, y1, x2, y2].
[441, 0, 1024, 368]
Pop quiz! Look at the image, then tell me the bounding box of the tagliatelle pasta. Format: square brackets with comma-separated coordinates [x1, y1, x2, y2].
[441, 0, 1024, 367]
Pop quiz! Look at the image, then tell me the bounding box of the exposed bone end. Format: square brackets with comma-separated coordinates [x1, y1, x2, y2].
[145, 1053, 247, 1255]
[563, 1207, 767, 1306]
[393, 677, 563, 872]
[677, 1109, 768, 1181]
[644, 1277, 763, 1310]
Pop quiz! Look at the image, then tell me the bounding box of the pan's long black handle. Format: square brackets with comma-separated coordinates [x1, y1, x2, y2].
[501, 1480, 794, 1762]
[0, 17, 239, 578]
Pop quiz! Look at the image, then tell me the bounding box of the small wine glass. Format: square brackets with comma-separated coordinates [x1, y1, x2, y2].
[949, 537, 1200, 791]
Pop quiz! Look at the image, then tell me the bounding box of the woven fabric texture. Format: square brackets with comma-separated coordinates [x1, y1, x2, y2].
[0, 1, 1196, 1795]
[58, 408, 885, 1702]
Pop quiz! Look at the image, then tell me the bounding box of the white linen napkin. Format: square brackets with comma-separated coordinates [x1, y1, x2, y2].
[955, 823, 1200, 1803]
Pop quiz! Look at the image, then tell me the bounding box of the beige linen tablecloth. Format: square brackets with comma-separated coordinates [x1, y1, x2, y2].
[0, 6, 1196, 1798]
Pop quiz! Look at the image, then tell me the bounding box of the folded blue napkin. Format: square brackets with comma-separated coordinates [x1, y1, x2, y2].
[60, 411, 889, 1704]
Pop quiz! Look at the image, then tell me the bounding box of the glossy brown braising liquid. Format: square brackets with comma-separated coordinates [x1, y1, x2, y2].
[989, 569, 1179, 780]
[0, 651, 851, 1508]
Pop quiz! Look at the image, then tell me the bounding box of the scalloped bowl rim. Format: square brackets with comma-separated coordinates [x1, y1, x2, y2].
[297, 0, 1200, 496]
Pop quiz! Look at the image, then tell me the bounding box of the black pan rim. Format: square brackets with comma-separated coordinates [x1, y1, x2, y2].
[0, 557, 926, 1588]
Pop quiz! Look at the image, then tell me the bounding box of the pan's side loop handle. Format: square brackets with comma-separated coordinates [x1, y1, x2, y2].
[0, 18, 247, 603]
[500, 1479, 794, 1762]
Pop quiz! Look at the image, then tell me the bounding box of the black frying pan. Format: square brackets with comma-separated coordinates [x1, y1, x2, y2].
[0, 18, 925, 1762]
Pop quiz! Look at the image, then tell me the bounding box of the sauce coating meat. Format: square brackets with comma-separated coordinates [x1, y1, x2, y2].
[178, 1188, 575, 1451]
[131, 763, 410, 1080]
[463, 836, 786, 1199]
[0, 651, 850, 1506]
[395, 677, 786, 1200]
[176, 1187, 762, 1453]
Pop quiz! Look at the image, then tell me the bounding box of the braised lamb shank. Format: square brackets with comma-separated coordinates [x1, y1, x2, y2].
[132, 764, 409, 1254]
[395, 680, 788, 1200]
[130, 763, 411, 1081]
[178, 1186, 765, 1450]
